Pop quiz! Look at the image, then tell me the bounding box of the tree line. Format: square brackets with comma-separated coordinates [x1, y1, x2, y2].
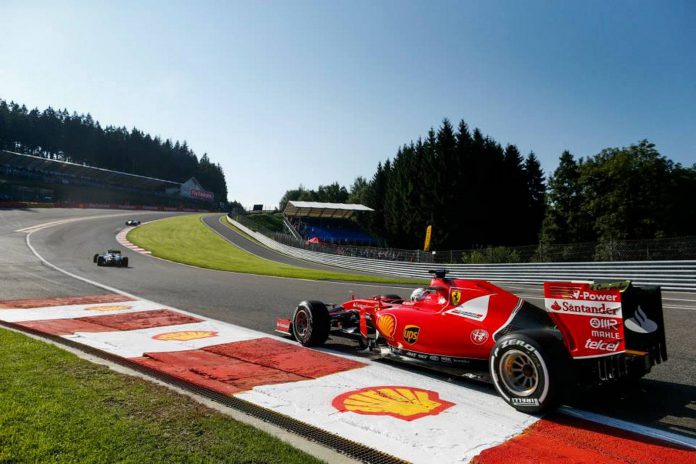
[0, 99, 227, 200]
[280, 120, 696, 250]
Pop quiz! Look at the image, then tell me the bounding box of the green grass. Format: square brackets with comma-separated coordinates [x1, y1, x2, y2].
[243, 212, 285, 233]
[0, 328, 321, 464]
[128, 214, 423, 285]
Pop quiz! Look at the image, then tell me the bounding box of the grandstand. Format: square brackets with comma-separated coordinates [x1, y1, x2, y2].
[0, 150, 217, 209]
[283, 201, 382, 246]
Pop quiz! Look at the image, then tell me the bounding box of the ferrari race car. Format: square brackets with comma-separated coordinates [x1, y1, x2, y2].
[125, 220, 141, 226]
[93, 249, 129, 267]
[276, 270, 667, 413]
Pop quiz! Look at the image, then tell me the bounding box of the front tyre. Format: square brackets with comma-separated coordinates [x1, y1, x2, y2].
[490, 333, 564, 414]
[292, 301, 330, 347]
[121, 257, 129, 268]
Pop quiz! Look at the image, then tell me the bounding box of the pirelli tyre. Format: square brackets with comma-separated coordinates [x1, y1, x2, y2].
[121, 257, 129, 268]
[490, 333, 565, 413]
[292, 301, 330, 347]
[93, 254, 99, 263]
[97, 257, 105, 266]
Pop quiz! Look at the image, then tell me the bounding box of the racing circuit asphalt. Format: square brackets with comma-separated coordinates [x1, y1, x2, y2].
[1, 208, 696, 442]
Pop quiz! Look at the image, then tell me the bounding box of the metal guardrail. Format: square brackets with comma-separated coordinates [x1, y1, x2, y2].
[227, 217, 696, 291]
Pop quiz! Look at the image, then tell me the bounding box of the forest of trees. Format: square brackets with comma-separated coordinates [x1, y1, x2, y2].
[280, 120, 696, 251]
[541, 141, 696, 245]
[0, 99, 228, 200]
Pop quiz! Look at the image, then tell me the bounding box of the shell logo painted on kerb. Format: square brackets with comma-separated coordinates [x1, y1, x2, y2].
[332, 386, 455, 421]
[85, 305, 132, 312]
[152, 330, 218, 341]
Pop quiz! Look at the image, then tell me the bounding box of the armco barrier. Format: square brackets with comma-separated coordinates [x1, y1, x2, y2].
[227, 217, 696, 291]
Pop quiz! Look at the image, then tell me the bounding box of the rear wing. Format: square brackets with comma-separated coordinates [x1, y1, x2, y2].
[544, 281, 667, 362]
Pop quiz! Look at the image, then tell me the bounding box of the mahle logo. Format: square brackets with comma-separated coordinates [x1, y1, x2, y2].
[403, 325, 420, 344]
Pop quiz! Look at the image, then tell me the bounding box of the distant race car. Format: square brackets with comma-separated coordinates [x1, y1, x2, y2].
[125, 220, 141, 226]
[276, 269, 667, 413]
[93, 249, 129, 267]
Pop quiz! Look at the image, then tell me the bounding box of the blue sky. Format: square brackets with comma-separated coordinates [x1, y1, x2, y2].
[1, 0, 694, 207]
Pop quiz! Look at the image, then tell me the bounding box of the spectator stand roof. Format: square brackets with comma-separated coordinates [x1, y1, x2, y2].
[0, 150, 179, 191]
[283, 201, 374, 219]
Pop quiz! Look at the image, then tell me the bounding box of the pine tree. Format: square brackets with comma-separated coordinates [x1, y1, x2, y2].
[524, 152, 546, 243]
[540, 151, 582, 244]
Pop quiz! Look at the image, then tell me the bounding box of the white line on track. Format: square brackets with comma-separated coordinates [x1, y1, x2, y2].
[21, 217, 696, 451]
[14, 212, 159, 233]
[559, 406, 696, 450]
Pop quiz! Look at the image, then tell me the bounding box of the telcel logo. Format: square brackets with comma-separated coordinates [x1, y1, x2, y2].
[590, 318, 619, 329]
[585, 338, 620, 352]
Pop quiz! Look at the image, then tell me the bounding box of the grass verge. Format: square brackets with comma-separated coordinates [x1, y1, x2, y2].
[0, 328, 321, 464]
[128, 214, 423, 285]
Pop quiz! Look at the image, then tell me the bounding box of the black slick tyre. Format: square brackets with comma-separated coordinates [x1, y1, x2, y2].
[93, 254, 99, 263]
[489, 333, 564, 414]
[292, 301, 330, 347]
[97, 257, 104, 266]
[121, 257, 129, 268]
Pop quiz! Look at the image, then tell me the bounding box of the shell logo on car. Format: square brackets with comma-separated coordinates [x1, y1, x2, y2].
[376, 314, 396, 338]
[332, 386, 455, 421]
[84, 305, 132, 312]
[152, 330, 218, 341]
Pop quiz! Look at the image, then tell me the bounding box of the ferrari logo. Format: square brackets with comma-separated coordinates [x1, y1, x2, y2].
[403, 325, 420, 344]
[451, 290, 462, 306]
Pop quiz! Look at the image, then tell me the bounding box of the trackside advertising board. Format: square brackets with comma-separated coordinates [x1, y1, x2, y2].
[544, 282, 625, 359]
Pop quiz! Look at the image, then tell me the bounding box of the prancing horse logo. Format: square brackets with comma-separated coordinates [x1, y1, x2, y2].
[450, 290, 462, 306]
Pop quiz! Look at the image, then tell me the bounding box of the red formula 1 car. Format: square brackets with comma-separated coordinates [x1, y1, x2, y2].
[276, 270, 667, 413]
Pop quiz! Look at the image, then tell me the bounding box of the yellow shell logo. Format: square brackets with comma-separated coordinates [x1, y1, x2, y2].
[85, 305, 132, 312]
[332, 386, 454, 421]
[152, 330, 218, 341]
[376, 314, 396, 338]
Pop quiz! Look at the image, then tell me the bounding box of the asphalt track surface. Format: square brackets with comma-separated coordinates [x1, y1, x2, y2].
[2, 208, 695, 443]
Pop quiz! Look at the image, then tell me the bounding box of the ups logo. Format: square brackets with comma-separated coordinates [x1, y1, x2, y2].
[403, 325, 420, 344]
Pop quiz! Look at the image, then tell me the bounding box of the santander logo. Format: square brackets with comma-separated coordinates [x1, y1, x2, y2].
[624, 306, 658, 334]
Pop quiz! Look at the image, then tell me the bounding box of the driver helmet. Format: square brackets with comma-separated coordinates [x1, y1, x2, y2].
[410, 288, 427, 302]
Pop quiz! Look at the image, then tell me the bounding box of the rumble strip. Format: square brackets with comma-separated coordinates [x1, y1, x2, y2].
[0, 295, 693, 464]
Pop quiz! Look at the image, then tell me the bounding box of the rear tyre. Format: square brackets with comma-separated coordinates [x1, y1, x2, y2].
[490, 333, 565, 414]
[93, 254, 99, 263]
[292, 301, 330, 347]
[121, 257, 129, 268]
[381, 294, 403, 301]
